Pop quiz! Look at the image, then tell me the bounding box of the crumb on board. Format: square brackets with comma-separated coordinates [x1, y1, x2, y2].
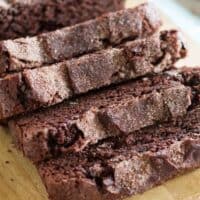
[7, 149, 12, 153]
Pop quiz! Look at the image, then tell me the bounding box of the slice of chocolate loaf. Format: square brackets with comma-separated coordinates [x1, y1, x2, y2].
[0, 0, 124, 40]
[9, 73, 192, 163]
[0, 30, 186, 120]
[0, 3, 162, 74]
[38, 104, 200, 200]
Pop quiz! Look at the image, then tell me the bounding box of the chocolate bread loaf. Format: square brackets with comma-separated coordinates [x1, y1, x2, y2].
[0, 0, 124, 40]
[9, 73, 193, 163]
[38, 104, 200, 200]
[0, 30, 186, 120]
[0, 3, 162, 74]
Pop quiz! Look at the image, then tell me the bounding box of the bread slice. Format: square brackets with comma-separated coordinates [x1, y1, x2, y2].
[37, 104, 200, 200]
[0, 30, 186, 120]
[0, 0, 124, 40]
[9, 71, 194, 163]
[0, 3, 162, 74]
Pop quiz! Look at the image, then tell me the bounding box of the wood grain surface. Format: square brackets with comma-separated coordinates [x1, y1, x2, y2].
[0, 0, 200, 200]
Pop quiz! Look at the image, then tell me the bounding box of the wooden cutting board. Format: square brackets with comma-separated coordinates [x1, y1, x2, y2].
[0, 1, 200, 200]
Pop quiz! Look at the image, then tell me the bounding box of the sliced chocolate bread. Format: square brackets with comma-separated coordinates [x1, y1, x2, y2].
[9, 73, 193, 163]
[0, 3, 162, 74]
[38, 104, 200, 200]
[0, 0, 124, 40]
[0, 30, 186, 120]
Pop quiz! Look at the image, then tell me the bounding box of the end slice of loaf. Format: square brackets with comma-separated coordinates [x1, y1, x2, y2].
[0, 0, 125, 40]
